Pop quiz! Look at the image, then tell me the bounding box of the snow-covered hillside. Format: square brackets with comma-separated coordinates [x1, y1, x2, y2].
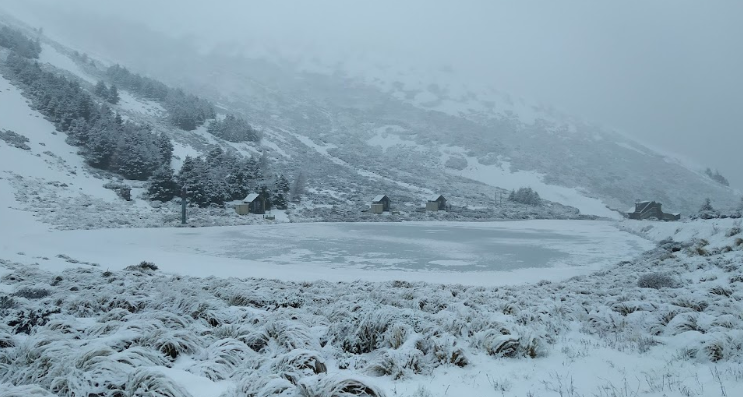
[0, 16, 606, 232]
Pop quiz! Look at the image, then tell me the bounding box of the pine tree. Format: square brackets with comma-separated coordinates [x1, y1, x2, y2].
[259, 185, 272, 211]
[177, 156, 209, 207]
[700, 198, 714, 212]
[157, 133, 173, 167]
[275, 174, 290, 194]
[290, 172, 306, 202]
[147, 166, 178, 202]
[206, 114, 260, 142]
[697, 197, 720, 219]
[107, 84, 120, 104]
[94, 80, 108, 97]
[259, 150, 270, 174]
[273, 193, 287, 210]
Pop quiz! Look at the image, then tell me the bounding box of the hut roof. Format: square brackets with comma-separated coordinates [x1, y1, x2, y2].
[244, 193, 260, 203]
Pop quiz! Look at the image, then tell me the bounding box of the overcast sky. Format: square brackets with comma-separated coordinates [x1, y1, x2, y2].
[4, 0, 742, 189]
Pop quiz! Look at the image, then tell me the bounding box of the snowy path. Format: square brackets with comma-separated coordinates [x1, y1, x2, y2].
[2, 220, 652, 286]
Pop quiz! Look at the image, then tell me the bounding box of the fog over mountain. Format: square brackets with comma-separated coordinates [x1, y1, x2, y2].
[4, 0, 741, 190]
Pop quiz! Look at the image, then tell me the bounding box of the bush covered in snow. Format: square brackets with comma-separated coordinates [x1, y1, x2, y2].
[637, 272, 677, 289]
[0, 130, 30, 151]
[508, 187, 541, 206]
[443, 156, 467, 170]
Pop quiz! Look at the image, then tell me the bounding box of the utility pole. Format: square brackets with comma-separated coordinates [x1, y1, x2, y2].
[181, 186, 187, 225]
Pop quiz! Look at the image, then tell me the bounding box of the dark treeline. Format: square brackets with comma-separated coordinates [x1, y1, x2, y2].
[106, 64, 215, 131]
[0, 26, 41, 59]
[704, 168, 730, 187]
[148, 147, 291, 208]
[106, 65, 260, 142]
[509, 187, 542, 206]
[3, 52, 172, 180]
[94, 80, 120, 105]
[207, 114, 261, 143]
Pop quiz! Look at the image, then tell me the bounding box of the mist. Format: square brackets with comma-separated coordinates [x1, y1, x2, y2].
[4, 0, 742, 189]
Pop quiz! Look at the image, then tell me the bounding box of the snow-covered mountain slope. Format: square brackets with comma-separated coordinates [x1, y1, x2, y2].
[0, 18, 593, 230]
[0, 41, 277, 230]
[2, 12, 739, 229]
[56, 19, 737, 218]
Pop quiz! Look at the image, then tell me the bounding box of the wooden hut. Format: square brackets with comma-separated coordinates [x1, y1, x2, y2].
[243, 193, 266, 215]
[426, 195, 447, 211]
[372, 195, 390, 213]
[627, 200, 680, 221]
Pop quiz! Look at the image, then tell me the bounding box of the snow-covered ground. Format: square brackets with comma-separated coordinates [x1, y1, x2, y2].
[446, 154, 621, 219]
[0, 74, 118, 203]
[1, 218, 742, 397]
[38, 42, 97, 83]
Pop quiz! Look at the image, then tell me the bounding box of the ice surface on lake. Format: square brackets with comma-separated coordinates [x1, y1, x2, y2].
[6, 220, 653, 286]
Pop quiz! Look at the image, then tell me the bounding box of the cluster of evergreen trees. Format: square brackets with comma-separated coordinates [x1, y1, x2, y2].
[704, 168, 730, 187]
[106, 64, 216, 131]
[0, 26, 41, 59]
[146, 148, 292, 209]
[1, 26, 277, 208]
[105, 65, 259, 140]
[508, 187, 542, 206]
[94, 81, 120, 104]
[206, 114, 261, 142]
[148, 147, 260, 207]
[3, 51, 172, 180]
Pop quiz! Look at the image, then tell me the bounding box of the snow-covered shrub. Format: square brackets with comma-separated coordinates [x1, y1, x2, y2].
[334, 310, 397, 355]
[444, 156, 467, 170]
[726, 221, 741, 237]
[508, 187, 541, 206]
[125, 368, 193, 397]
[7, 307, 61, 334]
[0, 384, 55, 397]
[12, 287, 51, 300]
[637, 273, 677, 289]
[366, 348, 426, 379]
[303, 376, 387, 397]
[124, 261, 159, 272]
[0, 295, 17, 310]
[0, 129, 31, 150]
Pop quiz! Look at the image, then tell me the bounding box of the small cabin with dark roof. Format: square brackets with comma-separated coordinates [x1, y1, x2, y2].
[371, 195, 390, 213]
[627, 200, 680, 221]
[426, 195, 447, 211]
[243, 193, 266, 214]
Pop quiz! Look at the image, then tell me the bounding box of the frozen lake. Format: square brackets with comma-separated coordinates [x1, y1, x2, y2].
[5, 220, 654, 286]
